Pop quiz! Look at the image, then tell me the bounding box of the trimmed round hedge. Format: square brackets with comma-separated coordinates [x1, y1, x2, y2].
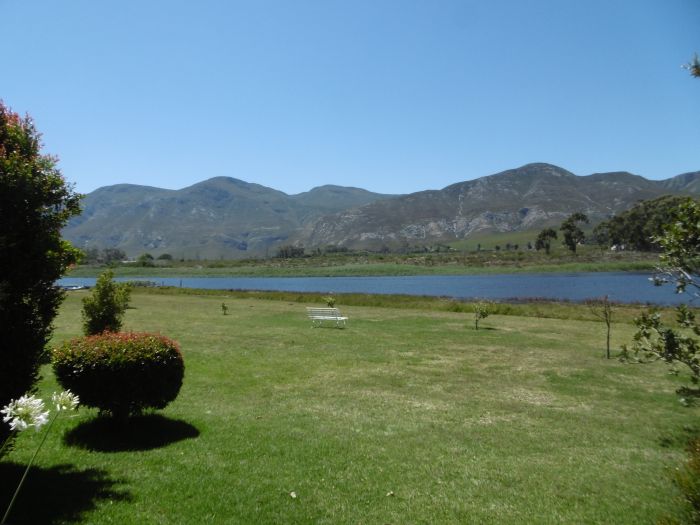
[53, 332, 184, 419]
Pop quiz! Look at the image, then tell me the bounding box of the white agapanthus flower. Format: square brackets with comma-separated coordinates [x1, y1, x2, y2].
[1, 390, 82, 524]
[52, 390, 79, 412]
[1, 395, 50, 432]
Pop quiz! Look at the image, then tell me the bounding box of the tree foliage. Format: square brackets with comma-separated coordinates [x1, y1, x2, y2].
[82, 247, 126, 265]
[473, 301, 491, 330]
[323, 295, 336, 308]
[276, 245, 305, 258]
[136, 252, 155, 267]
[535, 228, 557, 255]
[621, 307, 700, 403]
[82, 270, 131, 335]
[654, 199, 700, 295]
[592, 195, 691, 251]
[0, 101, 82, 448]
[560, 212, 589, 253]
[620, 62, 700, 403]
[685, 53, 700, 78]
[621, 200, 700, 402]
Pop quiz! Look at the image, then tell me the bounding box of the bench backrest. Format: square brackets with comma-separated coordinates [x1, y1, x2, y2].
[306, 307, 342, 317]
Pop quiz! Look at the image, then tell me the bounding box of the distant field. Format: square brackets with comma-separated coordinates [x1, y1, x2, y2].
[1, 289, 695, 524]
[68, 247, 659, 278]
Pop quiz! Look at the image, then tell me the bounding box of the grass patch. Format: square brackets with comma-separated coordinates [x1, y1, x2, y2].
[135, 286, 678, 324]
[2, 291, 696, 523]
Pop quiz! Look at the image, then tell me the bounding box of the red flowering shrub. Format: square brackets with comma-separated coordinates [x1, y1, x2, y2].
[53, 332, 184, 419]
[0, 101, 81, 451]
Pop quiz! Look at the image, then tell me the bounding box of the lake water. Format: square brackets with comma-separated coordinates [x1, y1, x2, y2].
[59, 272, 692, 305]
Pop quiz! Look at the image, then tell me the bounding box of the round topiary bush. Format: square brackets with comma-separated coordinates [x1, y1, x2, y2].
[53, 332, 184, 419]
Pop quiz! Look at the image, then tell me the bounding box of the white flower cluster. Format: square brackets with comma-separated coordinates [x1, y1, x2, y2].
[1, 395, 49, 432]
[1, 390, 79, 433]
[0, 390, 80, 524]
[52, 390, 80, 412]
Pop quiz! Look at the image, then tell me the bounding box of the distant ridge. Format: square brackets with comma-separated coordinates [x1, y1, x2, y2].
[63, 163, 700, 257]
[657, 170, 700, 193]
[65, 177, 395, 258]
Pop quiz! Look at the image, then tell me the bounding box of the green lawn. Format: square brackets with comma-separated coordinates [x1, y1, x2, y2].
[1, 290, 696, 524]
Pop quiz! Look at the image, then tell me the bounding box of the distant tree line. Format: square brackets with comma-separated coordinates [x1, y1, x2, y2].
[528, 196, 697, 256]
[592, 195, 692, 251]
[82, 248, 175, 266]
[275, 245, 306, 258]
[82, 247, 127, 265]
[533, 212, 589, 254]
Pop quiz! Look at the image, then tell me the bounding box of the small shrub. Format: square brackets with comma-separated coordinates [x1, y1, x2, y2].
[82, 269, 131, 335]
[136, 253, 155, 267]
[53, 332, 184, 419]
[447, 300, 467, 313]
[473, 301, 491, 330]
[323, 295, 336, 308]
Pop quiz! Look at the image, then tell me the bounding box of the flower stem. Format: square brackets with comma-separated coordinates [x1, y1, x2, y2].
[1, 413, 58, 524]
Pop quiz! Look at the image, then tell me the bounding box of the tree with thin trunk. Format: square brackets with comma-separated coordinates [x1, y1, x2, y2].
[473, 301, 491, 330]
[587, 295, 614, 359]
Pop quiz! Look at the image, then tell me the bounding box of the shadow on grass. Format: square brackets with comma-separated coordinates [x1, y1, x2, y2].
[64, 414, 200, 452]
[0, 463, 130, 525]
[658, 424, 700, 448]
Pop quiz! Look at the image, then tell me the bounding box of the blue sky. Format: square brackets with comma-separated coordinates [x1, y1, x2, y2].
[3, 0, 699, 195]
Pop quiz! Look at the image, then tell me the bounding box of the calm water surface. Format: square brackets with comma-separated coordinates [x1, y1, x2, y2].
[59, 272, 691, 305]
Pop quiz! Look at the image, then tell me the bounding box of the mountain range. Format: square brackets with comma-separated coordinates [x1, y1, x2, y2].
[63, 163, 700, 258]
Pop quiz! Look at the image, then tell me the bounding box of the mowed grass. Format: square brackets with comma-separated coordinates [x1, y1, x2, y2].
[2, 290, 697, 524]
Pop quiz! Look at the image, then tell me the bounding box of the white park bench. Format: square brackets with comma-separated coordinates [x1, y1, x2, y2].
[306, 307, 348, 328]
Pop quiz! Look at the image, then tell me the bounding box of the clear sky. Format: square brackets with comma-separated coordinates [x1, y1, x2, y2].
[3, 0, 699, 195]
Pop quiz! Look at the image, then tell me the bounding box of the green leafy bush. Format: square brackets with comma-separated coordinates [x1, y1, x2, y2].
[53, 332, 184, 419]
[323, 295, 336, 307]
[473, 301, 491, 330]
[82, 269, 131, 335]
[0, 102, 82, 452]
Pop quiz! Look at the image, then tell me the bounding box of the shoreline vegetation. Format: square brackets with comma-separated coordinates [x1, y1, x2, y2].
[68, 247, 659, 278]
